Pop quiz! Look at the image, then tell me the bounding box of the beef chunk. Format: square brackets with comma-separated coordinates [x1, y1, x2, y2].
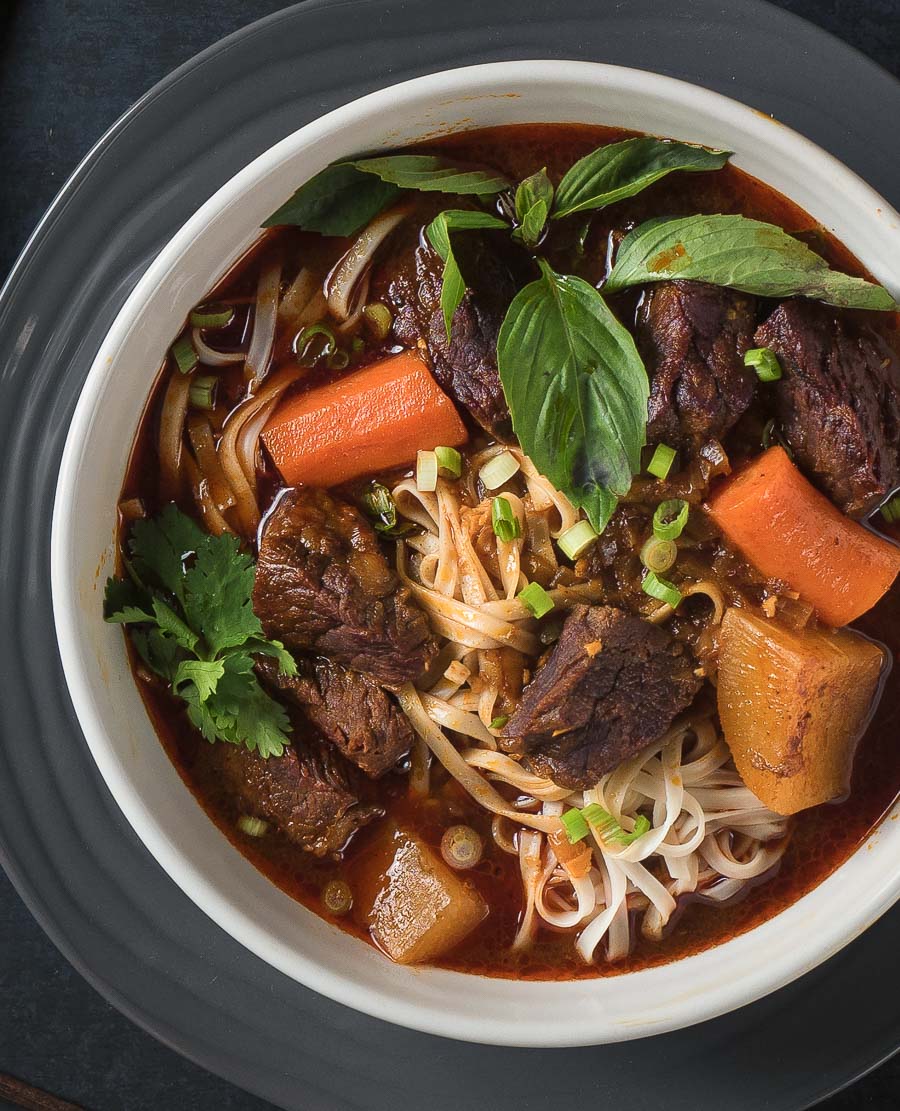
[257, 656, 414, 778]
[211, 736, 381, 856]
[637, 280, 757, 446]
[502, 605, 701, 789]
[385, 232, 518, 440]
[754, 300, 900, 516]
[253, 487, 437, 687]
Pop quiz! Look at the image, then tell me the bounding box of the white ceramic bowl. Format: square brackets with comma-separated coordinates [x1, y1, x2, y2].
[52, 60, 900, 1047]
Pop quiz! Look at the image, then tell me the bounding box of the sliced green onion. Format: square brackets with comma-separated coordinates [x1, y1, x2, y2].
[295, 322, 337, 364]
[417, 449, 439, 492]
[647, 442, 676, 479]
[172, 332, 198, 374]
[642, 570, 682, 609]
[491, 496, 521, 542]
[881, 495, 900, 524]
[561, 808, 590, 844]
[640, 535, 677, 574]
[189, 303, 235, 329]
[744, 346, 783, 382]
[328, 349, 350, 370]
[558, 519, 599, 560]
[489, 714, 509, 731]
[237, 815, 268, 837]
[363, 302, 393, 340]
[652, 499, 689, 542]
[479, 451, 520, 491]
[440, 825, 483, 870]
[351, 336, 365, 354]
[364, 482, 395, 529]
[518, 581, 554, 619]
[322, 879, 353, 915]
[581, 804, 650, 845]
[189, 374, 218, 412]
[435, 445, 462, 478]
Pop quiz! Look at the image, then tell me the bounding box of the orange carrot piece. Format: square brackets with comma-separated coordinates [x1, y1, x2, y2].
[707, 446, 900, 627]
[262, 350, 468, 488]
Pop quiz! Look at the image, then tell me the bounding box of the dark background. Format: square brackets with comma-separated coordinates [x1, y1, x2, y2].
[1, 1, 899, 1108]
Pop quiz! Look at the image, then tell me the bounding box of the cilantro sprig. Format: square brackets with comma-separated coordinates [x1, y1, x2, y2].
[105, 505, 297, 758]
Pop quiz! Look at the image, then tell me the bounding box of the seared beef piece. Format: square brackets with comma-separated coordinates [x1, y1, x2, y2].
[386, 232, 518, 440]
[501, 605, 701, 789]
[253, 487, 437, 687]
[637, 280, 757, 446]
[257, 656, 413, 778]
[211, 736, 381, 856]
[754, 300, 900, 517]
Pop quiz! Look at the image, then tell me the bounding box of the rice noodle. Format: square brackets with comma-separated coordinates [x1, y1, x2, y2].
[326, 204, 408, 321]
[158, 370, 192, 502]
[191, 328, 246, 366]
[184, 453, 235, 537]
[186, 414, 235, 511]
[218, 366, 303, 536]
[388, 435, 791, 965]
[245, 257, 282, 388]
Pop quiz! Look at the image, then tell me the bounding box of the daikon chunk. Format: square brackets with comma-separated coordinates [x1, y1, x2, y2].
[717, 607, 884, 815]
[360, 826, 488, 965]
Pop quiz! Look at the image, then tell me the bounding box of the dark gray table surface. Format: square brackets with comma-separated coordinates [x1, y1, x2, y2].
[2, 1, 899, 1108]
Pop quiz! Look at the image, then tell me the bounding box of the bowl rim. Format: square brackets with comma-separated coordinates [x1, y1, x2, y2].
[51, 58, 900, 1047]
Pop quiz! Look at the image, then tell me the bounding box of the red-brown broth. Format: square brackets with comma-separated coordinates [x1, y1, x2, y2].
[120, 123, 900, 978]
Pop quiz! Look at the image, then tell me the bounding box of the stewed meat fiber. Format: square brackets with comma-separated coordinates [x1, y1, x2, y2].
[382, 229, 519, 440]
[205, 735, 382, 856]
[637, 280, 757, 447]
[253, 487, 437, 687]
[755, 300, 900, 516]
[502, 605, 701, 788]
[257, 655, 414, 778]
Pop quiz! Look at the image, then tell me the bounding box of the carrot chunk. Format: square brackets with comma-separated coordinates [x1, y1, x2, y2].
[262, 350, 468, 488]
[707, 446, 900, 627]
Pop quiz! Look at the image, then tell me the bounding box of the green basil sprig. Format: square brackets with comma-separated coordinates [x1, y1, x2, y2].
[426, 210, 509, 337]
[264, 155, 511, 237]
[497, 261, 649, 533]
[513, 168, 554, 249]
[551, 138, 731, 219]
[605, 214, 898, 310]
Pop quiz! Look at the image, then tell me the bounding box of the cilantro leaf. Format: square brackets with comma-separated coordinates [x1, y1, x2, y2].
[173, 658, 226, 702]
[106, 506, 297, 758]
[131, 627, 181, 683]
[184, 653, 291, 758]
[182, 531, 263, 656]
[129, 503, 206, 604]
[152, 597, 198, 653]
[241, 637, 299, 678]
[104, 576, 154, 624]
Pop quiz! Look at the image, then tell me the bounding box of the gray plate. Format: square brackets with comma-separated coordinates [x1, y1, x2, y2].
[1, 1, 899, 1108]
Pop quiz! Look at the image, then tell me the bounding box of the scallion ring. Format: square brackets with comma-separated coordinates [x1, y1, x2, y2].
[435, 445, 462, 478]
[558, 519, 598, 560]
[518, 581, 554, 619]
[744, 346, 783, 382]
[647, 442, 676, 479]
[642, 570, 682, 609]
[295, 322, 337, 364]
[652, 498, 689, 541]
[640, 535, 677, 574]
[189, 375, 218, 412]
[189, 303, 235, 329]
[416, 449, 439, 492]
[171, 332, 198, 374]
[491, 496, 521, 542]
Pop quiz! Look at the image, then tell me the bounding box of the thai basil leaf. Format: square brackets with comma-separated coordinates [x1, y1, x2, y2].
[351, 154, 511, 195]
[552, 138, 731, 219]
[262, 163, 401, 236]
[426, 209, 510, 338]
[605, 214, 897, 310]
[513, 168, 553, 249]
[497, 260, 649, 532]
